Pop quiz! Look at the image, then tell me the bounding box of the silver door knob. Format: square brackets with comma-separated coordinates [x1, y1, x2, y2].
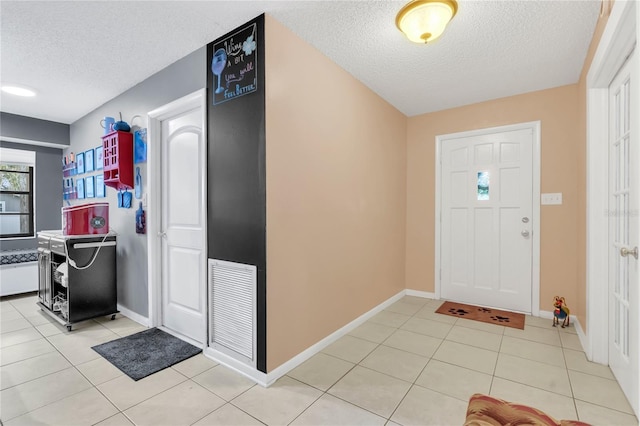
[522, 217, 529, 223]
[521, 230, 530, 237]
[620, 246, 638, 259]
[158, 232, 167, 238]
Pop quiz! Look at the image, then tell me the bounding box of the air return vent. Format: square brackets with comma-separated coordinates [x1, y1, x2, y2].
[208, 259, 256, 367]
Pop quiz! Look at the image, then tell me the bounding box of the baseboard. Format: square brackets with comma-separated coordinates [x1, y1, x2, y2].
[573, 317, 588, 357]
[537, 310, 554, 320]
[262, 290, 407, 386]
[405, 289, 436, 299]
[204, 347, 269, 387]
[117, 304, 149, 327]
[538, 309, 579, 324]
[539, 309, 586, 352]
[203, 289, 407, 387]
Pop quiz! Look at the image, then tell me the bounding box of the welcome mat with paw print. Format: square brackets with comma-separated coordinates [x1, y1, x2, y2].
[435, 301, 525, 330]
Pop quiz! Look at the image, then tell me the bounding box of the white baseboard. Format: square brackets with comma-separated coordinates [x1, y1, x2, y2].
[203, 289, 408, 387]
[204, 347, 268, 387]
[538, 309, 578, 323]
[539, 309, 587, 353]
[117, 304, 149, 327]
[202, 292, 595, 389]
[573, 317, 589, 358]
[405, 289, 436, 299]
[537, 310, 554, 320]
[263, 290, 406, 386]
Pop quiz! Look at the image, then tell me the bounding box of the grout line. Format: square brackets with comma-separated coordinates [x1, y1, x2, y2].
[280, 376, 325, 425]
[8, 294, 631, 425]
[561, 344, 581, 420]
[572, 397, 639, 418]
[227, 399, 270, 426]
[387, 303, 447, 422]
[493, 376, 575, 400]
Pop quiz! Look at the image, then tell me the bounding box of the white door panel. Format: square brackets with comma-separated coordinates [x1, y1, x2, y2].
[167, 130, 203, 227]
[441, 128, 534, 313]
[167, 248, 202, 311]
[161, 105, 206, 344]
[608, 50, 638, 413]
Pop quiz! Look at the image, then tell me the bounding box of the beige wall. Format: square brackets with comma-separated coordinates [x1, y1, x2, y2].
[405, 85, 582, 315]
[264, 16, 407, 372]
[576, 3, 612, 332]
[263, 4, 611, 370]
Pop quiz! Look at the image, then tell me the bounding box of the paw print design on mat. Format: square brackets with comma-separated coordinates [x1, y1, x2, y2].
[491, 315, 510, 323]
[448, 308, 469, 316]
[478, 308, 492, 313]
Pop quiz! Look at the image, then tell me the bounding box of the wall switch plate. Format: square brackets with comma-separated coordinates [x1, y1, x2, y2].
[142, 193, 148, 208]
[541, 193, 562, 205]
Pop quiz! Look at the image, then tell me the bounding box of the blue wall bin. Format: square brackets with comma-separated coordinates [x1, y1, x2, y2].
[122, 190, 132, 208]
[136, 202, 146, 234]
[134, 128, 147, 163]
[117, 190, 133, 208]
[135, 167, 142, 199]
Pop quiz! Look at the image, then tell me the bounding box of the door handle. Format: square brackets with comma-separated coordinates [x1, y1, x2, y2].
[158, 232, 167, 239]
[521, 230, 530, 237]
[620, 246, 639, 259]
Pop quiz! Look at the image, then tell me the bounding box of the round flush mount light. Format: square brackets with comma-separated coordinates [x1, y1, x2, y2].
[1, 85, 37, 97]
[396, 0, 458, 44]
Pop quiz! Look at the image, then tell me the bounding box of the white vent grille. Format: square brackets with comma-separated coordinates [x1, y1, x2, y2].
[208, 259, 256, 366]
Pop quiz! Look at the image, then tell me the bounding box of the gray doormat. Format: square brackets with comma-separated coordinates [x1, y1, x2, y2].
[92, 328, 201, 381]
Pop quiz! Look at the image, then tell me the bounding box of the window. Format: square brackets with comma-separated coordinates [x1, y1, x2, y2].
[1, 148, 35, 238]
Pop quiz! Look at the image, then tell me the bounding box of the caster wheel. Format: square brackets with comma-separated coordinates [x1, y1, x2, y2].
[111, 314, 116, 320]
[66, 325, 72, 332]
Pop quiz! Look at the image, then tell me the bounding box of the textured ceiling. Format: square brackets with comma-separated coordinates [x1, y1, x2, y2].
[0, 0, 600, 124]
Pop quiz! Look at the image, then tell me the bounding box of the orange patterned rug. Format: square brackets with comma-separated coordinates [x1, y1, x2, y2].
[436, 301, 525, 330]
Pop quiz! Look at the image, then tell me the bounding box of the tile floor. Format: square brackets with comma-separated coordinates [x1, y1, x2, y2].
[1, 293, 638, 426]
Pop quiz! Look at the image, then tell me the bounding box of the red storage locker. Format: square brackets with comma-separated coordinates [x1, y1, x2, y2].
[62, 202, 109, 235]
[102, 130, 133, 190]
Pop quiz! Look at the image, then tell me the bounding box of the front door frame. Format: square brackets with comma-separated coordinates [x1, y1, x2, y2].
[586, 0, 637, 367]
[434, 121, 541, 315]
[146, 88, 207, 344]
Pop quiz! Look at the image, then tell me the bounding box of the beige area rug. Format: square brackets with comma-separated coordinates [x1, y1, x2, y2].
[435, 301, 525, 330]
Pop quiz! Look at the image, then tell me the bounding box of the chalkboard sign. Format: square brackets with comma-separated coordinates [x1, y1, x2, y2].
[211, 22, 258, 105]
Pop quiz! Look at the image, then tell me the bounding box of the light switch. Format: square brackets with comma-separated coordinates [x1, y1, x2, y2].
[142, 193, 148, 208]
[541, 193, 562, 205]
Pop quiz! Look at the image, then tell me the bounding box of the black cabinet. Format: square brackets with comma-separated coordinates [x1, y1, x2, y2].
[37, 231, 117, 330]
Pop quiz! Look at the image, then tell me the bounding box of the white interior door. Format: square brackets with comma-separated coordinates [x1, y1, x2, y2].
[608, 50, 638, 414]
[160, 102, 207, 345]
[440, 127, 534, 313]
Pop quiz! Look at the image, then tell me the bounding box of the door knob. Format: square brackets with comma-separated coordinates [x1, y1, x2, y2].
[158, 231, 167, 238]
[522, 217, 529, 223]
[521, 230, 530, 237]
[620, 246, 639, 259]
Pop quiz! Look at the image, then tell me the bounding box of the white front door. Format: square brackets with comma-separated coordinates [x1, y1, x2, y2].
[440, 127, 534, 313]
[159, 98, 207, 345]
[608, 50, 638, 414]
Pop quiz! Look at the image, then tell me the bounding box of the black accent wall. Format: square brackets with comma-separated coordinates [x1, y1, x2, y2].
[206, 15, 267, 373]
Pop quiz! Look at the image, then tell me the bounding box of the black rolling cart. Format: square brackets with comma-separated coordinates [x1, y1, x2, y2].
[37, 231, 118, 331]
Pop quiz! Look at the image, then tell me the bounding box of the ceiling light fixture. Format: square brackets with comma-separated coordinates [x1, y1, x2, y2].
[396, 0, 458, 44]
[1, 85, 37, 97]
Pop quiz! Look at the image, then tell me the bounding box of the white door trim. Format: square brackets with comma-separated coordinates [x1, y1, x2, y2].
[586, 0, 637, 365]
[434, 121, 541, 315]
[146, 89, 207, 333]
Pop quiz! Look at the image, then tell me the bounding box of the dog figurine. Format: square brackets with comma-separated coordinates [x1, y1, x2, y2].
[553, 296, 570, 328]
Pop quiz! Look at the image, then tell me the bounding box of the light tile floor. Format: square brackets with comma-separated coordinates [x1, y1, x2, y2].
[1, 293, 638, 426]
